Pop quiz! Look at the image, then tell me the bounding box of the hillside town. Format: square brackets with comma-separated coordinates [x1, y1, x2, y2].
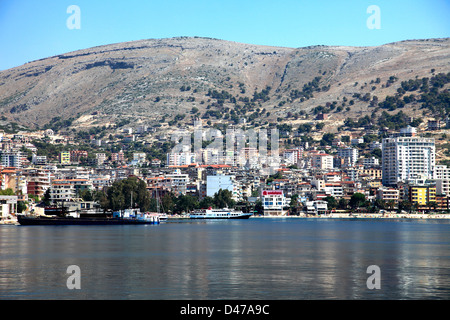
[1, 115, 450, 224]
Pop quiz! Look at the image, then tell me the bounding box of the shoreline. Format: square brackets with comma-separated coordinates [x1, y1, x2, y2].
[251, 213, 450, 219]
[3, 213, 450, 225]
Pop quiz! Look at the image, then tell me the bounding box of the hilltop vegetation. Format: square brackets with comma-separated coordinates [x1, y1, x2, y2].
[0, 37, 448, 136]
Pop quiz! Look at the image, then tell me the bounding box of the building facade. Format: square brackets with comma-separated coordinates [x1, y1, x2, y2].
[382, 135, 435, 187]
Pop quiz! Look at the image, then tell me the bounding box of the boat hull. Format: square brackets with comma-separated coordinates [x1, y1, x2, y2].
[189, 213, 252, 219]
[189, 215, 252, 219]
[17, 215, 159, 226]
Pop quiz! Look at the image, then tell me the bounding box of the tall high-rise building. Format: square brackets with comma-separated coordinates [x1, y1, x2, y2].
[382, 134, 435, 187]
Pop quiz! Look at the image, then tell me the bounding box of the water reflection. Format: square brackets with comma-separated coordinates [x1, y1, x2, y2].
[1, 219, 450, 299]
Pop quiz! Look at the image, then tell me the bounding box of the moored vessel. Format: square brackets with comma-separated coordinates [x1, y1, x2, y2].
[17, 209, 160, 226]
[189, 208, 252, 219]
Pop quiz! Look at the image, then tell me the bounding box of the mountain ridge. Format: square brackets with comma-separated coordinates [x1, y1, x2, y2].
[0, 36, 449, 131]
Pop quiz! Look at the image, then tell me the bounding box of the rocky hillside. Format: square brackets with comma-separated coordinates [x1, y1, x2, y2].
[0, 36, 449, 132]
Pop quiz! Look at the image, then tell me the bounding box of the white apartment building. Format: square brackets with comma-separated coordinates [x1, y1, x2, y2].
[376, 188, 400, 201]
[167, 152, 196, 166]
[351, 138, 364, 145]
[435, 165, 450, 197]
[1, 151, 22, 168]
[436, 179, 450, 196]
[338, 148, 359, 166]
[0, 196, 18, 221]
[311, 179, 325, 191]
[363, 156, 380, 168]
[166, 170, 190, 195]
[305, 200, 328, 215]
[283, 148, 303, 165]
[50, 184, 76, 203]
[324, 183, 344, 197]
[262, 190, 288, 216]
[133, 153, 147, 163]
[96, 153, 107, 166]
[434, 165, 450, 180]
[202, 148, 223, 165]
[382, 135, 435, 187]
[311, 154, 333, 170]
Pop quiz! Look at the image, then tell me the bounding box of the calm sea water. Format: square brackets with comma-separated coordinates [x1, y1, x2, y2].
[1, 218, 449, 300]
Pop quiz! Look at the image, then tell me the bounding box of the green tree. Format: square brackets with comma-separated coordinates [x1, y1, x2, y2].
[316, 122, 325, 130]
[324, 196, 338, 209]
[289, 194, 299, 215]
[349, 193, 366, 209]
[17, 201, 28, 213]
[106, 177, 151, 212]
[338, 198, 348, 210]
[161, 193, 175, 213]
[199, 196, 215, 209]
[0, 188, 15, 195]
[79, 189, 94, 201]
[399, 200, 412, 213]
[213, 189, 235, 209]
[43, 188, 51, 206]
[175, 194, 199, 213]
[254, 200, 264, 215]
[320, 133, 335, 146]
[374, 199, 386, 210]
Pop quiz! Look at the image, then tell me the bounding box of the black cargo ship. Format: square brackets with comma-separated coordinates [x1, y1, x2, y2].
[17, 211, 160, 226]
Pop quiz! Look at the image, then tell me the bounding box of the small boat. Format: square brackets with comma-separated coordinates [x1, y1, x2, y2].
[189, 208, 252, 219]
[158, 213, 168, 221]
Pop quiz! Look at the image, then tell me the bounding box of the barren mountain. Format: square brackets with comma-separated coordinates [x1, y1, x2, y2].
[0, 36, 449, 131]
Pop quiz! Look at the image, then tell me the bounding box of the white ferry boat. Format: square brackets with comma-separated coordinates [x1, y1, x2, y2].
[189, 208, 252, 219]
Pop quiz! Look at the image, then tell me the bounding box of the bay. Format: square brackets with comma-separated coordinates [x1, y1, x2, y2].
[1, 218, 449, 300]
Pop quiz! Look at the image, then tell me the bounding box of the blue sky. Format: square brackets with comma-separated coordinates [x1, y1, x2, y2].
[0, 0, 449, 71]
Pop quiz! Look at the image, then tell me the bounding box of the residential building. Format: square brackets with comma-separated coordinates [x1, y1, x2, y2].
[201, 148, 223, 165]
[167, 152, 196, 167]
[111, 151, 125, 162]
[382, 133, 435, 187]
[282, 148, 303, 165]
[338, 148, 359, 166]
[166, 170, 190, 195]
[60, 151, 71, 165]
[436, 179, 450, 197]
[435, 194, 449, 211]
[70, 150, 88, 163]
[369, 141, 382, 151]
[238, 147, 259, 168]
[324, 183, 344, 198]
[1, 151, 22, 168]
[376, 188, 399, 202]
[262, 190, 288, 216]
[311, 153, 333, 170]
[427, 119, 442, 131]
[24, 168, 51, 197]
[363, 157, 380, 168]
[351, 138, 364, 145]
[0, 195, 18, 221]
[305, 200, 328, 215]
[31, 154, 47, 166]
[434, 165, 450, 180]
[50, 184, 76, 203]
[133, 153, 147, 163]
[362, 168, 382, 180]
[408, 185, 436, 206]
[96, 153, 107, 166]
[51, 178, 93, 196]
